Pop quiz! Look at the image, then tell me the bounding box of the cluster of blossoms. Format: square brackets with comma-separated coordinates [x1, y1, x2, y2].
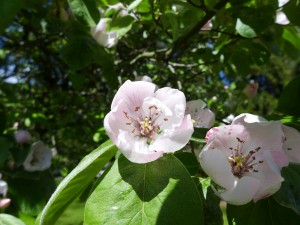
[104, 80, 300, 205]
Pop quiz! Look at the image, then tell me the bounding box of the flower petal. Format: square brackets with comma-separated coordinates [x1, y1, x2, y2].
[218, 176, 261, 205]
[232, 113, 267, 125]
[199, 142, 235, 189]
[282, 125, 300, 163]
[154, 87, 186, 127]
[111, 80, 156, 110]
[149, 115, 194, 153]
[117, 131, 163, 163]
[186, 100, 215, 128]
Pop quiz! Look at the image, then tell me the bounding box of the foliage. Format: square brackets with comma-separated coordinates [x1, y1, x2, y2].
[0, 0, 299, 224]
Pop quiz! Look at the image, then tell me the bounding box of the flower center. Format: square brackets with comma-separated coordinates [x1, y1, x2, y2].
[124, 104, 168, 143]
[228, 137, 263, 178]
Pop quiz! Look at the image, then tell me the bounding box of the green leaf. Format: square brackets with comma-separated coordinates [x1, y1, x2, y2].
[278, 77, 300, 116]
[174, 151, 200, 175]
[8, 171, 56, 216]
[0, 214, 25, 225]
[236, 18, 257, 38]
[0, 103, 7, 133]
[61, 35, 98, 70]
[111, 15, 135, 37]
[128, 0, 144, 12]
[0, 137, 13, 166]
[67, 0, 96, 27]
[0, 0, 24, 34]
[273, 164, 300, 215]
[227, 197, 300, 225]
[38, 140, 117, 225]
[283, 0, 300, 26]
[85, 154, 204, 225]
[82, 0, 100, 24]
[282, 27, 300, 50]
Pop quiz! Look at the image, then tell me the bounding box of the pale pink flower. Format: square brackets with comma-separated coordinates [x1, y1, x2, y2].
[23, 141, 52, 172]
[186, 100, 215, 128]
[91, 18, 118, 48]
[276, 11, 290, 25]
[243, 82, 259, 98]
[0, 198, 11, 209]
[199, 115, 289, 205]
[14, 130, 33, 144]
[104, 80, 194, 163]
[233, 113, 300, 164]
[0, 177, 8, 197]
[278, 0, 289, 7]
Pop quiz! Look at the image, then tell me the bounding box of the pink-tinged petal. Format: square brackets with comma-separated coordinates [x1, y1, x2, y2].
[117, 131, 163, 163]
[242, 121, 284, 154]
[282, 125, 300, 163]
[199, 143, 235, 189]
[276, 11, 290, 25]
[14, 130, 33, 144]
[0, 180, 8, 197]
[232, 113, 267, 125]
[219, 176, 261, 205]
[111, 80, 156, 109]
[271, 151, 289, 168]
[248, 151, 284, 201]
[154, 87, 186, 127]
[150, 115, 194, 153]
[0, 198, 11, 209]
[186, 100, 215, 128]
[23, 141, 52, 172]
[205, 125, 247, 153]
[104, 100, 133, 143]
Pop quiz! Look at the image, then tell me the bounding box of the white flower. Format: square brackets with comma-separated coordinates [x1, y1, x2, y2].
[104, 80, 194, 163]
[0, 176, 8, 197]
[23, 141, 52, 172]
[186, 100, 215, 128]
[14, 130, 33, 144]
[91, 18, 118, 48]
[199, 114, 289, 205]
[276, 11, 290, 25]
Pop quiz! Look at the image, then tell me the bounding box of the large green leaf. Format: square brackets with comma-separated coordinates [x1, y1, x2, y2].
[0, 214, 25, 225]
[8, 171, 56, 216]
[273, 164, 300, 215]
[283, 0, 300, 26]
[227, 197, 300, 225]
[67, 0, 96, 27]
[278, 77, 300, 116]
[85, 154, 204, 225]
[38, 140, 117, 225]
[61, 35, 98, 70]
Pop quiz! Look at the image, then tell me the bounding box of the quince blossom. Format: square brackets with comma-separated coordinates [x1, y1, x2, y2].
[91, 18, 118, 48]
[23, 141, 52, 172]
[0, 174, 10, 209]
[14, 130, 33, 144]
[186, 100, 215, 128]
[104, 80, 194, 163]
[199, 114, 289, 205]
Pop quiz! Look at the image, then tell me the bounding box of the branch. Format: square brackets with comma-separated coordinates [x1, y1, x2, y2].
[168, 0, 229, 59]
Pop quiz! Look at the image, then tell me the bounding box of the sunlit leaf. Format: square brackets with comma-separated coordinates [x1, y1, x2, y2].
[85, 154, 204, 225]
[38, 140, 117, 225]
